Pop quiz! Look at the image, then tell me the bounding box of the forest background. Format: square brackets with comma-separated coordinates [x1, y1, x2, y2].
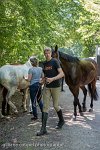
[0, 0, 100, 65]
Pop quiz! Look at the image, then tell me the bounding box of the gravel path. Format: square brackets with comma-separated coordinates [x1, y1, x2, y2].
[0, 80, 100, 150]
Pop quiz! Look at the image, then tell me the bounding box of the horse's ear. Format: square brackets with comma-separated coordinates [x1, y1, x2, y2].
[28, 55, 30, 59]
[51, 46, 53, 51]
[55, 45, 58, 52]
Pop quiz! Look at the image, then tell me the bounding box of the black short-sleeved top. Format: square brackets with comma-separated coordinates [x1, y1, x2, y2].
[43, 58, 61, 88]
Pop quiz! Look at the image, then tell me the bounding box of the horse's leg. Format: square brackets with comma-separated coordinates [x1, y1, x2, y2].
[6, 88, 18, 114]
[76, 95, 83, 116]
[73, 96, 78, 120]
[0, 111, 4, 118]
[69, 87, 82, 119]
[89, 99, 93, 112]
[80, 86, 87, 112]
[6, 102, 10, 115]
[29, 98, 32, 113]
[73, 96, 83, 119]
[88, 80, 98, 112]
[88, 83, 94, 112]
[2, 87, 10, 115]
[2, 87, 7, 115]
[69, 87, 78, 119]
[21, 88, 29, 112]
[20, 89, 25, 109]
[0, 86, 4, 118]
[61, 77, 65, 92]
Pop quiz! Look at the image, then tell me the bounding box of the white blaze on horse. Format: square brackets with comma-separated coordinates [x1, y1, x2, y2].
[0, 57, 33, 118]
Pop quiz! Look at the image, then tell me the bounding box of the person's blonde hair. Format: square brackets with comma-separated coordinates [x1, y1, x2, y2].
[44, 47, 52, 53]
[30, 57, 39, 66]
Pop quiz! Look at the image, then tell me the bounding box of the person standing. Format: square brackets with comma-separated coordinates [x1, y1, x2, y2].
[24, 56, 43, 120]
[37, 47, 65, 136]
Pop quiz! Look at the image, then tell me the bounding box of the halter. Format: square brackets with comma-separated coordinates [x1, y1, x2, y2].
[51, 49, 61, 64]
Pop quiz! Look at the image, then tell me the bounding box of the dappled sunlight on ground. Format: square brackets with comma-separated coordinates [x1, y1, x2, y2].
[28, 121, 40, 127]
[0, 80, 100, 150]
[63, 111, 96, 129]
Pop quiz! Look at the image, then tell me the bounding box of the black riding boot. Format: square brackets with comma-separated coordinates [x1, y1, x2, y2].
[55, 109, 65, 129]
[36, 112, 48, 136]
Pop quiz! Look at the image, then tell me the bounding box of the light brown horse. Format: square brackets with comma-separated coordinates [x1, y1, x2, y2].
[52, 45, 98, 119]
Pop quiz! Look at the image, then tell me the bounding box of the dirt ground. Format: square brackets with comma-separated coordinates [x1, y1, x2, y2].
[0, 80, 100, 150]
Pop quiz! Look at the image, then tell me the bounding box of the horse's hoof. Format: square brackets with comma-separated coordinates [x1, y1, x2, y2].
[23, 109, 27, 113]
[2, 113, 6, 116]
[14, 110, 18, 114]
[1, 114, 5, 119]
[89, 108, 93, 112]
[72, 115, 76, 121]
[29, 111, 32, 114]
[80, 112, 84, 116]
[61, 90, 65, 92]
[73, 118, 76, 121]
[82, 107, 87, 112]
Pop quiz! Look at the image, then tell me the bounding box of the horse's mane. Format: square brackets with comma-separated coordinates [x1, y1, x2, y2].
[59, 51, 79, 62]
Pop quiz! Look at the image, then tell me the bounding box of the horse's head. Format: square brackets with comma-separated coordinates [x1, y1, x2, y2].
[51, 45, 59, 60]
[25, 56, 37, 68]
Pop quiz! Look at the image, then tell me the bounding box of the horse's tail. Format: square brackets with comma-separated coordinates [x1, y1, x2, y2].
[88, 83, 98, 101]
[0, 84, 3, 89]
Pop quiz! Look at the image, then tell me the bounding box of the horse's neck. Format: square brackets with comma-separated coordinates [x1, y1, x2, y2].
[60, 57, 70, 73]
[60, 57, 68, 65]
[25, 61, 32, 68]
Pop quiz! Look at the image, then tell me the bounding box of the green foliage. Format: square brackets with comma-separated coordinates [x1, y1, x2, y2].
[0, 0, 100, 65]
[60, 42, 83, 57]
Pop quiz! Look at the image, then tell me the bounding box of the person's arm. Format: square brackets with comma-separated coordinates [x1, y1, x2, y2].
[46, 68, 64, 84]
[53, 68, 64, 81]
[24, 74, 32, 82]
[24, 68, 32, 82]
[39, 70, 45, 84]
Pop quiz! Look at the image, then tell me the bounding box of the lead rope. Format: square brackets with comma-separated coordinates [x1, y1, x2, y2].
[33, 84, 42, 107]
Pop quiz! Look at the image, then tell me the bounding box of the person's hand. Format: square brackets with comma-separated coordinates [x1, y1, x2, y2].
[39, 78, 43, 84]
[45, 77, 54, 84]
[39, 77, 45, 85]
[23, 75, 28, 80]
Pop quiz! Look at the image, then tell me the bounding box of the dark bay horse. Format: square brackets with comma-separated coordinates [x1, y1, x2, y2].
[52, 45, 98, 119]
[80, 58, 98, 112]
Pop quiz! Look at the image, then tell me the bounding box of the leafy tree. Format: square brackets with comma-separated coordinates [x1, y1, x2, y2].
[0, 0, 100, 65]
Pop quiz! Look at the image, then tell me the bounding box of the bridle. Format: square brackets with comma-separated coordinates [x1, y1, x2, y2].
[51, 49, 61, 64]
